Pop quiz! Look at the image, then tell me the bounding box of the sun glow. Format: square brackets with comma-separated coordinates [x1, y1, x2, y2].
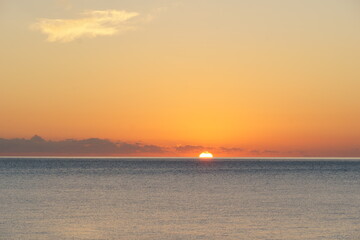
[199, 151, 213, 159]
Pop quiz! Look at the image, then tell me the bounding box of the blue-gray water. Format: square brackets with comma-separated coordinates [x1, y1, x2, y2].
[1, 158, 360, 240]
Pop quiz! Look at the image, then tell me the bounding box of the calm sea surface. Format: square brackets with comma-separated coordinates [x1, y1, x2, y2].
[1, 158, 360, 240]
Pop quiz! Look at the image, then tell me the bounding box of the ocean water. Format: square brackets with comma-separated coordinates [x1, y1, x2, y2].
[0, 158, 360, 240]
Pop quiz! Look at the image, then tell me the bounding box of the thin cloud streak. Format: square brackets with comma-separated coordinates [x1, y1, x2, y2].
[32, 10, 139, 42]
[219, 147, 243, 153]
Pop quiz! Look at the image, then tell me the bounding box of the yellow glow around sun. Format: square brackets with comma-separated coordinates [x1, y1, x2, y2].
[199, 151, 213, 158]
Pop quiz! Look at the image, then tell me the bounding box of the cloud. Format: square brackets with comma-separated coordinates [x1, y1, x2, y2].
[0, 136, 359, 157]
[249, 149, 281, 155]
[219, 147, 243, 153]
[117, 142, 164, 154]
[32, 10, 139, 42]
[248, 149, 308, 156]
[175, 145, 205, 152]
[0, 135, 165, 155]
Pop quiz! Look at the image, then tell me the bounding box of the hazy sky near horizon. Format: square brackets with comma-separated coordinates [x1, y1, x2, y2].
[1, 0, 360, 156]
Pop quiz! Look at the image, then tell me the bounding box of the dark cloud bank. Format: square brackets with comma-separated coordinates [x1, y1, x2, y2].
[0, 136, 245, 156]
[0, 135, 164, 156]
[1, 136, 358, 157]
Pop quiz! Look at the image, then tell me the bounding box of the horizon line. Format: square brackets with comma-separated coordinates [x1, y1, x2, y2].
[1, 156, 360, 159]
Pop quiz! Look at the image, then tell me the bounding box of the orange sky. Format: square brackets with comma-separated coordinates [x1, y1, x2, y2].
[0, 0, 360, 157]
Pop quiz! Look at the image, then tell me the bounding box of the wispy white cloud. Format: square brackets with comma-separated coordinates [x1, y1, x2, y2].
[32, 10, 139, 42]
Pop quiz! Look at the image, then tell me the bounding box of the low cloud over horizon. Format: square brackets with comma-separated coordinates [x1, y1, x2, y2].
[0, 135, 164, 156]
[0, 136, 248, 157]
[0, 136, 359, 157]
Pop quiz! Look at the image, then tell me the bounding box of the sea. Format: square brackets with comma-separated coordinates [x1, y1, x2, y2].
[0, 157, 359, 240]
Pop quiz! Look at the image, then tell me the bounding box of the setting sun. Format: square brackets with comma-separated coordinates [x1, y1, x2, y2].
[199, 151, 213, 159]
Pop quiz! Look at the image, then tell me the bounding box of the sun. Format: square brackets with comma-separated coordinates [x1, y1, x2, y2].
[199, 151, 213, 159]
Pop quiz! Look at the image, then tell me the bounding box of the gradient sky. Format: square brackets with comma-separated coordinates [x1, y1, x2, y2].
[1, 0, 360, 156]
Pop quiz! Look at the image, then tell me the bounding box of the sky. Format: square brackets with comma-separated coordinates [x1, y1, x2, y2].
[1, 0, 360, 157]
